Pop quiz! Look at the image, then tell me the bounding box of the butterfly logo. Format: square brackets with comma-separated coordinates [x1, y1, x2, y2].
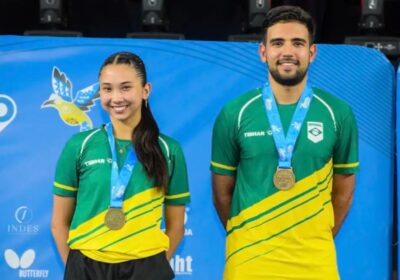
[4, 249, 35, 269]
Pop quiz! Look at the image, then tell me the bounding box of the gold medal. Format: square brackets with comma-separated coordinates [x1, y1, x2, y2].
[104, 208, 126, 230]
[273, 167, 295, 191]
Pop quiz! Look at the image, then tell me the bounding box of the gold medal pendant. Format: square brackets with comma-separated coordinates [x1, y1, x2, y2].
[104, 207, 126, 230]
[273, 167, 296, 191]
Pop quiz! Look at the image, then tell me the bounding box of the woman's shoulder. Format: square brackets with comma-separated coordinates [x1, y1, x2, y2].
[64, 127, 105, 150]
[158, 133, 184, 157]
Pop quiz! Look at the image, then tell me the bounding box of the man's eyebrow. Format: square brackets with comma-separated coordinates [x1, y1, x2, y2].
[292, 38, 307, 43]
[269, 37, 308, 43]
[269, 38, 284, 43]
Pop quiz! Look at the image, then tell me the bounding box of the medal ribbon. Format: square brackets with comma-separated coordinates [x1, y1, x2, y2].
[261, 82, 313, 169]
[106, 122, 137, 208]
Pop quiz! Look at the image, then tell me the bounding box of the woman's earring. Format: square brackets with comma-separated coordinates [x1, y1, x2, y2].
[145, 99, 148, 108]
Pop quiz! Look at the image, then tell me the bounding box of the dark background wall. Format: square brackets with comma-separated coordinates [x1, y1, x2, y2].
[1, 0, 399, 43]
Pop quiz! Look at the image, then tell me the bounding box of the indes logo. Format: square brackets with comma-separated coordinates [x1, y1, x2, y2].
[8, 206, 39, 235]
[4, 249, 49, 278]
[170, 254, 193, 276]
[0, 94, 17, 134]
[15, 206, 33, 224]
[41, 67, 99, 132]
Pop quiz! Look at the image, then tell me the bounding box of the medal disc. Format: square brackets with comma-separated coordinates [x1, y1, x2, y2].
[273, 168, 295, 191]
[105, 208, 126, 230]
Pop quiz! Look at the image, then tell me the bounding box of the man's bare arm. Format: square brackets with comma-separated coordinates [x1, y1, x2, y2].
[212, 173, 235, 229]
[331, 174, 355, 237]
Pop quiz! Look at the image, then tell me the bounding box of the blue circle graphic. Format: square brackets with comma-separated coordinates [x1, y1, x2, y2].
[0, 96, 15, 122]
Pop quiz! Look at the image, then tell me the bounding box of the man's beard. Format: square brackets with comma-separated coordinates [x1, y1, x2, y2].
[269, 65, 308, 86]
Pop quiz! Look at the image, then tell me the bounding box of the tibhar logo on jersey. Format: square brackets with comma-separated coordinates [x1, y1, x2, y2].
[0, 94, 17, 134]
[4, 249, 49, 278]
[170, 255, 193, 275]
[244, 130, 273, 138]
[8, 206, 39, 235]
[84, 158, 112, 167]
[307, 122, 323, 143]
[41, 67, 99, 132]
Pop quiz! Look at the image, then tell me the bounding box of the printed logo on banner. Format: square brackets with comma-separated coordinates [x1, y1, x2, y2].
[8, 206, 39, 235]
[162, 207, 193, 236]
[307, 122, 324, 143]
[184, 207, 193, 236]
[169, 208, 194, 276]
[170, 254, 193, 276]
[0, 94, 17, 134]
[41, 67, 99, 132]
[4, 249, 49, 278]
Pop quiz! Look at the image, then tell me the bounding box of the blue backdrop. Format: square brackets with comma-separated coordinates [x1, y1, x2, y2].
[0, 36, 394, 279]
[397, 67, 400, 280]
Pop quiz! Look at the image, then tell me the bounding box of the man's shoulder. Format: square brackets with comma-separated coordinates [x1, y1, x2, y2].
[222, 88, 262, 114]
[312, 87, 353, 114]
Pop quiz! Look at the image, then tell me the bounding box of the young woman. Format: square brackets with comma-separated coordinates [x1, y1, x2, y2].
[51, 51, 190, 280]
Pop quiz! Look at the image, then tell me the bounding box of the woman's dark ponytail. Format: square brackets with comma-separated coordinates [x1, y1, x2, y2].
[134, 102, 169, 188]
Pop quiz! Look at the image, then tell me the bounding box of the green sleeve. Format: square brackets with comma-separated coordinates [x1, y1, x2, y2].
[210, 107, 239, 176]
[164, 142, 190, 205]
[53, 136, 81, 197]
[333, 108, 359, 174]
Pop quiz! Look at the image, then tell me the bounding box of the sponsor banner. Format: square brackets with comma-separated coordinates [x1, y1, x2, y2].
[0, 36, 394, 280]
[0, 94, 17, 133]
[4, 249, 49, 278]
[397, 67, 400, 280]
[170, 254, 194, 276]
[7, 206, 40, 235]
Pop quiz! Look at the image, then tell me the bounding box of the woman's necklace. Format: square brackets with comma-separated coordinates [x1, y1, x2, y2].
[116, 141, 131, 154]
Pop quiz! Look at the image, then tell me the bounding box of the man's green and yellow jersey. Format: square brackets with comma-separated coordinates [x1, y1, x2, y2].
[211, 87, 358, 280]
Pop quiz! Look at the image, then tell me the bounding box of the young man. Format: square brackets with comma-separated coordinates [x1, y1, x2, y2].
[211, 6, 358, 280]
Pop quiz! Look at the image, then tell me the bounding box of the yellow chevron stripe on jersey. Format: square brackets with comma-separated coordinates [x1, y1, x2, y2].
[334, 162, 359, 168]
[93, 203, 163, 249]
[224, 160, 335, 271]
[228, 173, 332, 236]
[226, 159, 333, 233]
[54, 182, 78, 192]
[226, 172, 331, 236]
[69, 197, 163, 248]
[226, 172, 333, 259]
[223, 208, 338, 280]
[68, 188, 163, 245]
[211, 161, 237, 171]
[100, 223, 159, 251]
[165, 192, 190, 199]
[226, 207, 325, 264]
